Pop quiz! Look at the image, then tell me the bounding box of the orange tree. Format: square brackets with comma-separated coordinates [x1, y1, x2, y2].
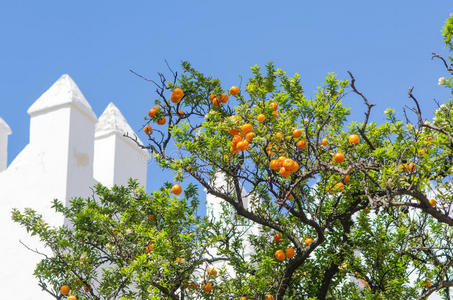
[13, 14, 453, 300]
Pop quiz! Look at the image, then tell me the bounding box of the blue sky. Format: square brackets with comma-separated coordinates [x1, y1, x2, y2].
[0, 1, 452, 214]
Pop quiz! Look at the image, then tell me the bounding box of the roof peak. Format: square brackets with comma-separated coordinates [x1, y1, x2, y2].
[95, 102, 149, 157]
[27, 74, 97, 121]
[0, 117, 12, 135]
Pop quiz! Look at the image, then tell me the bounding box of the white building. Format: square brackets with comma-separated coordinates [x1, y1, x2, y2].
[0, 74, 150, 299]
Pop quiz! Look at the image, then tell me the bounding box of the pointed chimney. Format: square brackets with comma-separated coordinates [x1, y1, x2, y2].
[0, 117, 12, 172]
[94, 102, 150, 188]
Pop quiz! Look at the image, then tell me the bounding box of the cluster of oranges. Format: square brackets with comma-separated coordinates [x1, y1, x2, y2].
[170, 88, 184, 104]
[229, 123, 256, 153]
[269, 156, 299, 178]
[398, 162, 417, 173]
[209, 93, 229, 106]
[273, 233, 296, 262]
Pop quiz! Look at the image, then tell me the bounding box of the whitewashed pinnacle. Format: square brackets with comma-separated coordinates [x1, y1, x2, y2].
[0, 117, 12, 135]
[27, 74, 97, 122]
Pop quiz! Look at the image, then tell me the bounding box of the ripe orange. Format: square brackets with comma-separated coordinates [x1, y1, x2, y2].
[272, 111, 279, 118]
[257, 114, 266, 122]
[60, 285, 70, 296]
[237, 140, 249, 151]
[232, 135, 243, 145]
[230, 146, 239, 154]
[279, 167, 290, 177]
[146, 242, 154, 253]
[144, 125, 152, 135]
[173, 88, 184, 99]
[230, 86, 240, 96]
[334, 153, 345, 163]
[220, 93, 229, 103]
[172, 184, 182, 195]
[171, 92, 182, 103]
[275, 249, 286, 261]
[305, 237, 313, 247]
[296, 139, 307, 150]
[348, 134, 360, 145]
[203, 282, 212, 293]
[335, 182, 344, 193]
[241, 123, 253, 134]
[207, 268, 217, 276]
[68, 296, 77, 300]
[177, 110, 185, 117]
[419, 149, 427, 155]
[245, 132, 256, 141]
[229, 128, 240, 136]
[405, 163, 417, 172]
[321, 138, 328, 146]
[286, 247, 295, 259]
[241, 297, 247, 300]
[429, 199, 436, 207]
[343, 175, 350, 183]
[212, 97, 221, 106]
[270, 160, 279, 170]
[287, 194, 293, 200]
[425, 280, 431, 288]
[157, 116, 166, 125]
[148, 108, 157, 118]
[270, 101, 278, 111]
[283, 158, 294, 170]
[275, 132, 283, 140]
[277, 156, 286, 167]
[209, 94, 216, 101]
[274, 233, 281, 243]
[292, 129, 302, 138]
[265, 295, 274, 300]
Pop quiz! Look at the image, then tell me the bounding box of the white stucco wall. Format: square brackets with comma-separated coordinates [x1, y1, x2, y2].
[0, 75, 149, 299]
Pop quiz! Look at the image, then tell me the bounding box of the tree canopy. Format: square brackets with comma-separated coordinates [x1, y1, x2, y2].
[12, 13, 453, 300]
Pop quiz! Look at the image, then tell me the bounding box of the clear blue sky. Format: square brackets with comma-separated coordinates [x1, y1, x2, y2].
[1, 1, 452, 215]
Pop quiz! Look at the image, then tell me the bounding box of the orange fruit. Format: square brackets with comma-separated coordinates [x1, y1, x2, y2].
[292, 129, 302, 138]
[265, 295, 274, 300]
[334, 153, 345, 163]
[212, 97, 221, 106]
[148, 108, 157, 118]
[283, 158, 294, 170]
[275, 249, 286, 261]
[406, 163, 417, 172]
[273, 233, 281, 243]
[177, 110, 185, 117]
[348, 134, 360, 145]
[220, 93, 229, 103]
[209, 94, 216, 101]
[275, 132, 283, 140]
[173, 88, 184, 99]
[148, 214, 155, 221]
[157, 116, 166, 125]
[257, 114, 266, 122]
[296, 139, 307, 150]
[144, 125, 152, 135]
[272, 111, 279, 118]
[230, 146, 239, 154]
[287, 194, 293, 200]
[229, 128, 240, 136]
[60, 285, 70, 296]
[232, 135, 243, 145]
[241, 297, 247, 300]
[241, 123, 253, 134]
[172, 184, 182, 195]
[203, 282, 212, 293]
[286, 247, 295, 259]
[343, 175, 350, 183]
[277, 156, 286, 167]
[321, 138, 328, 146]
[146, 242, 154, 253]
[270, 160, 279, 170]
[279, 167, 291, 178]
[429, 199, 436, 207]
[270, 102, 278, 111]
[335, 182, 344, 193]
[171, 92, 182, 103]
[425, 280, 431, 288]
[67, 296, 77, 300]
[245, 132, 256, 141]
[305, 238, 313, 247]
[419, 149, 427, 155]
[230, 86, 240, 96]
[207, 268, 217, 276]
